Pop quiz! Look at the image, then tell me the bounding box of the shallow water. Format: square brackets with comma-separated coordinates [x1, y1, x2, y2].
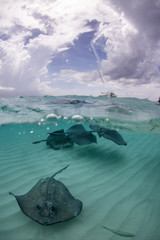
[0, 96, 160, 240]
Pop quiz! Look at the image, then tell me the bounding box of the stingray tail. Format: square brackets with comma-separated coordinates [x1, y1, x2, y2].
[102, 226, 135, 237]
[52, 165, 70, 177]
[9, 192, 16, 197]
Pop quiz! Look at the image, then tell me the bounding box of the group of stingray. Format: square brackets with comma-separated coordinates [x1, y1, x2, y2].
[32, 124, 127, 149]
[9, 125, 135, 237]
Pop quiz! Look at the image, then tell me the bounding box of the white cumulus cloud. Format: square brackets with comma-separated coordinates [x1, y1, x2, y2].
[0, 0, 159, 100]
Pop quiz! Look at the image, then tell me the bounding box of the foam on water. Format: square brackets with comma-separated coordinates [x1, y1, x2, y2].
[0, 96, 160, 240]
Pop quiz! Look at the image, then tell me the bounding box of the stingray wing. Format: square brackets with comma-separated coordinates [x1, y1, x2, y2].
[10, 178, 52, 225]
[49, 129, 65, 135]
[67, 124, 97, 145]
[90, 125, 127, 146]
[101, 128, 127, 145]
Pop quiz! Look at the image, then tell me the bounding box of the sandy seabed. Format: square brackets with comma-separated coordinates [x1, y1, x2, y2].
[0, 123, 160, 240]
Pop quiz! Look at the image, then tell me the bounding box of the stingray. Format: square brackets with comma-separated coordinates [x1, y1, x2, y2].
[32, 129, 73, 150]
[66, 124, 97, 145]
[9, 165, 82, 225]
[51, 99, 89, 105]
[89, 125, 127, 146]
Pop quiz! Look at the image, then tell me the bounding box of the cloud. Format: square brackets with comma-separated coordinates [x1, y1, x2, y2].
[100, 0, 160, 85]
[0, 0, 160, 99]
[0, 0, 98, 96]
[0, 85, 14, 97]
[110, 0, 160, 41]
[57, 69, 100, 84]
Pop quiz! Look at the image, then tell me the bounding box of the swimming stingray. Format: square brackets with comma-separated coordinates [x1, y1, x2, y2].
[32, 129, 73, 150]
[9, 165, 82, 225]
[89, 125, 127, 146]
[66, 124, 97, 145]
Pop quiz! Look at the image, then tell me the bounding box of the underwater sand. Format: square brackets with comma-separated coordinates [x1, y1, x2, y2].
[0, 96, 160, 240]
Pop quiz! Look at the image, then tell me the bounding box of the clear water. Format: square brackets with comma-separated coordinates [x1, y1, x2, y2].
[0, 96, 160, 240]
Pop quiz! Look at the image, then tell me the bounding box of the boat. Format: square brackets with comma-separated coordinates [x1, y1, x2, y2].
[99, 92, 117, 98]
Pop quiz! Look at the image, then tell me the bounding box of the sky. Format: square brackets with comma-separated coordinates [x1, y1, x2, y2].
[0, 0, 160, 100]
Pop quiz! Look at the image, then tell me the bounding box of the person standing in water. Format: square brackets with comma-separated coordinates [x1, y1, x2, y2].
[158, 97, 160, 104]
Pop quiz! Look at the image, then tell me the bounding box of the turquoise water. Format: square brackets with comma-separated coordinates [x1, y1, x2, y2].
[0, 96, 160, 240]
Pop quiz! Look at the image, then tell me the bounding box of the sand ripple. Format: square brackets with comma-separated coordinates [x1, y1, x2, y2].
[0, 125, 160, 240]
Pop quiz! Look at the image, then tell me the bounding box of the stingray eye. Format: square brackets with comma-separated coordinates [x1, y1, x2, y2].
[51, 207, 56, 212]
[36, 204, 42, 211]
